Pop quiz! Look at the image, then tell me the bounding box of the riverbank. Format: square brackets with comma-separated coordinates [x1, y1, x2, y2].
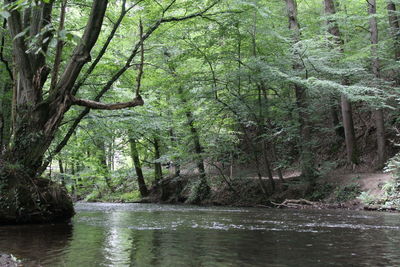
[83, 170, 400, 212]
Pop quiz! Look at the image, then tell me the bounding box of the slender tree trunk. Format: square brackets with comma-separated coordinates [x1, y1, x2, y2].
[330, 100, 345, 139]
[369, 0, 386, 168]
[128, 136, 148, 197]
[168, 128, 180, 176]
[324, 0, 359, 165]
[341, 94, 358, 164]
[252, 21, 275, 191]
[58, 159, 65, 186]
[262, 140, 276, 191]
[387, 1, 400, 85]
[284, 0, 316, 181]
[97, 138, 113, 191]
[387, 1, 400, 60]
[153, 137, 163, 181]
[175, 84, 210, 201]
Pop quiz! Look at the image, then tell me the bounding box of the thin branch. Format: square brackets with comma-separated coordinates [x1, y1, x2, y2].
[50, 0, 67, 92]
[161, 1, 220, 23]
[163, 0, 177, 15]
[49, 0, 109, 101]
[71, 0, 139, 95]
[136, 19, 144, 97]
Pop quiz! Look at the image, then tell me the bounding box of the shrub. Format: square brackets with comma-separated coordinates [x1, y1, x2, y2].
[358, 191, 376, 205]
[334, 182, 361, 202]
[308, 182, 334, 201]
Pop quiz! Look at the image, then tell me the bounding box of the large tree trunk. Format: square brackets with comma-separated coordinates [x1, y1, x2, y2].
[368, 0, 386, 168]
[324, 0, 359, 165]
[284, 0, 316, 182]
[0, 0, 109, 224]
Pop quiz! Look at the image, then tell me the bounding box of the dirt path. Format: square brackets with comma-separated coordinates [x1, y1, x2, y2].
[324, 172, 392, 197]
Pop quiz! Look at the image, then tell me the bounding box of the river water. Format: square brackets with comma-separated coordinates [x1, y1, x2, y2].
[0, 203, 399, 266]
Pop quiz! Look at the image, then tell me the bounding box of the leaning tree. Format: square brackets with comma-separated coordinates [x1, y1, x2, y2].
[0, 0, 217, 224]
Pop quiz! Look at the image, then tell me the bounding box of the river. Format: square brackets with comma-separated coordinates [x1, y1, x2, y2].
[0, 203, 399, 266]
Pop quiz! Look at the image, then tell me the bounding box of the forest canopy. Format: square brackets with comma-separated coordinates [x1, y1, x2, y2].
[0, 0, 399, 223]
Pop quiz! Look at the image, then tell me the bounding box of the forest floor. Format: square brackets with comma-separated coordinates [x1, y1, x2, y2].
[202, 168, 396, 211]
[142, 167, 398, 211]
[84, 167, 399, 212]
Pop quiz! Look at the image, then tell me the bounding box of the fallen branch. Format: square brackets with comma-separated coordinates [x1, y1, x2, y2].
[271, 199, 318, 208]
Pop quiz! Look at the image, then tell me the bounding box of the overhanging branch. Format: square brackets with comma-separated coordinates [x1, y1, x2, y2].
[70, 95, 144, 110]
[38, 0, 220, 174]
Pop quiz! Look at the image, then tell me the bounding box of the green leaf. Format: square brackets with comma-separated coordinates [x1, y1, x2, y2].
[0, 11, 10, 19]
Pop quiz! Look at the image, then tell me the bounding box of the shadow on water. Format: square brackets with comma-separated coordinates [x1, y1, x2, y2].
[0, 223, 73, 266]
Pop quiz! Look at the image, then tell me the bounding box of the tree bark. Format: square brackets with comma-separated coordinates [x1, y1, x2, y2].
[58, 159, 65, 186]
[368, 0, 386, 168]
[97, 138, 113, 192]
[128, 136, 148, 197]
[284, 0, 316, 181]
[153, 137, 163, 181]
[0, 0, 109, 224]
[324, 0, 359, 165]
[387, 1, 400, 60]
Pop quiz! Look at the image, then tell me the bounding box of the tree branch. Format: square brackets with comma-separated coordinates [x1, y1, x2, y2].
[38, 1, 220, 174]
[71, 0, 142, 96]
[136, 19, 144, 96]
[70, 95, 144, 110]
[50, 0, 68, 92]
[49, 0, 109, 101]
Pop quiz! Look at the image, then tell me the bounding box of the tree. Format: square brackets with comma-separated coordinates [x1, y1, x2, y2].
[387, 0, 400, 61]
[0, 0, 218, 223]
[324, 0, 358, 165]
[284, 0, 316, 181]
[368, 0, 386, 168]
[128, 134, 148, 197]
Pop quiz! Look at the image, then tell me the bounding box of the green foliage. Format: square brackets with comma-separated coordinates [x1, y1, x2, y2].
[119, 191, 141, 202]
[309, 183, 334, 201]
[382, 154, 400, 208]
[334, 182, 362, 202]
[185, 178, 210, 204]
[6, 0, 396, 206]
[358, 191, 377, 205]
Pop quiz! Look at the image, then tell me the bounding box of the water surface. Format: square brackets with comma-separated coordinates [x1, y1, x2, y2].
[0, 203, 399, 266]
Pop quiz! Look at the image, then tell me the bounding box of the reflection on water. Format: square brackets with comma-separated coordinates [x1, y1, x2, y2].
[0, 203, 400, 266]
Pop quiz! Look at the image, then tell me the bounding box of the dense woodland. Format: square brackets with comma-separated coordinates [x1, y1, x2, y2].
[0, 0, 400, 223]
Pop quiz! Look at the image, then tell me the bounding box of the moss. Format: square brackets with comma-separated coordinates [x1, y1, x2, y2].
[0, 166, 74, 224]
[186, 178, 211, 204]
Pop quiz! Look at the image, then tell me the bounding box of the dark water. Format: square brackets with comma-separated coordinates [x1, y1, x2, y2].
[0, 203, 400, 266]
